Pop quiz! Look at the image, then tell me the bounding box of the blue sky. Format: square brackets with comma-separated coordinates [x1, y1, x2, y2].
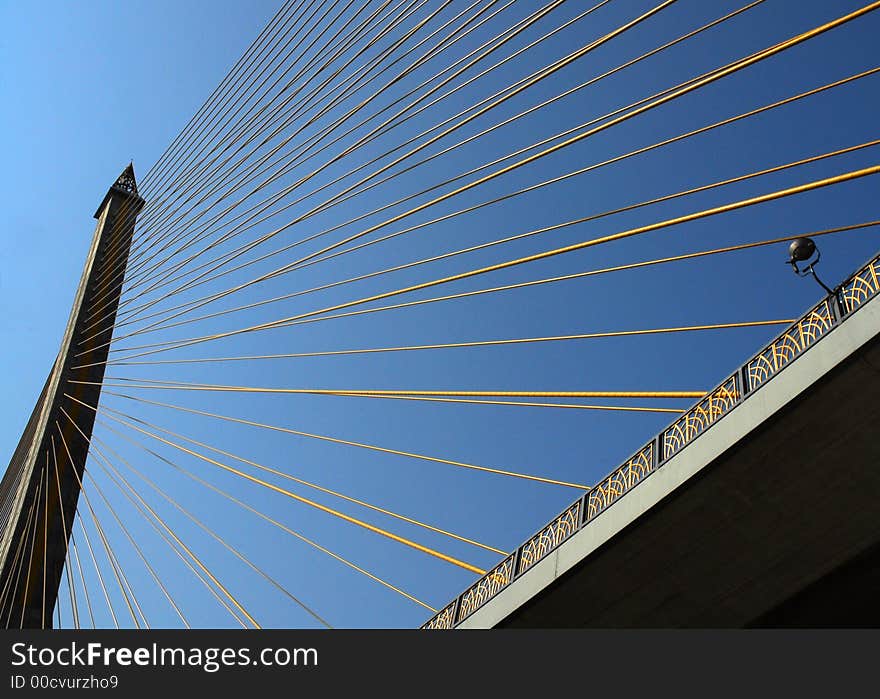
[1, 0, 878, 628]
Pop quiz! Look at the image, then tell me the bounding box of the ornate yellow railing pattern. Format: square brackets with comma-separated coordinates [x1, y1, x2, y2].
[841, 255, 880, 314]
[662, 376, 740, 460]
[587, 443, 654, 520]
[422, 252, 880, 629]
[746, 300, 835, 391]
[423, 602, 458, 630]
[457, 556, 516, 622]
[519, 500, 582, 575]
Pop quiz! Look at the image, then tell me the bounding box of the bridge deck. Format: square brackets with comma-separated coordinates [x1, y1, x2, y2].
[449, 265, 880, 628]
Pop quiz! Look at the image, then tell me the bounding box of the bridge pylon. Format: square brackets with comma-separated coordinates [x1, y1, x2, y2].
[0, 165, 145, 628]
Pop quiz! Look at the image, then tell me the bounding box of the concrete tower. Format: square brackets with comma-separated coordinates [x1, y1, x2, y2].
[0, 165, 145, 628]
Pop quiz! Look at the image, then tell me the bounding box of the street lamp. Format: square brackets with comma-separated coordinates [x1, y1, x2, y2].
[787, 237, 833, 295]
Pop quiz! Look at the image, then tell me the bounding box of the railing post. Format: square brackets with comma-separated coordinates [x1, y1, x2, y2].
[830, 289, 846, 321]
[740, 365, 751, 398]
[450, 596, 462, 629]
[512, 544, 524, 578]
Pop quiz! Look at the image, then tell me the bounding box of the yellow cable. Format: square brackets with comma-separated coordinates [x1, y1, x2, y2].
[255, 1, 880, 284]
[69, 533, 95, 628]
[324, 394, 689, 413]
[0, 494, 38, 626]
[56, 426, 143, 628]
[49, 436, 80, 629]
[117, 61, 876, 340]
[96, 400, 508, 556]
[94, 0, 568, 315]
[88, 4, 880, 351]
[105, 319, 794, 365]
[65, 394, 487, 576]
[79, 378, 706, 400]
[75, 449, 190, 629]
[265, 223, 879, 331]
[4, 474, 43, 629]
[59, 406, 257, 628]
[110, 0, 639, 307]
[74, 514, 118, 629]
[93, 164, 880, 360]
[85, 442, 321, 628]
[92, 417, 437, 613]
[65, 391, 589, 490]
[83, 442, 249, 628]
[98, 390, 591, 488]
[20, 466, 45, 629]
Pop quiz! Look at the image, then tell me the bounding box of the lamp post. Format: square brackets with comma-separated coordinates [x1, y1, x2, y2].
[787, 237, 834, 295]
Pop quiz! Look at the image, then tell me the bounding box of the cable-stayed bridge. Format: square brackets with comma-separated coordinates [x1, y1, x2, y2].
[1, 0, 879, 628]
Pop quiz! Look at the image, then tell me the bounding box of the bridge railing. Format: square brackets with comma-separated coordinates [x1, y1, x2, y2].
[422, 251, 880, 629]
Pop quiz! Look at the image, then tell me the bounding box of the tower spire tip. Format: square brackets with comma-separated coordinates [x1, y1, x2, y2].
[115, 162, 138, 195]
